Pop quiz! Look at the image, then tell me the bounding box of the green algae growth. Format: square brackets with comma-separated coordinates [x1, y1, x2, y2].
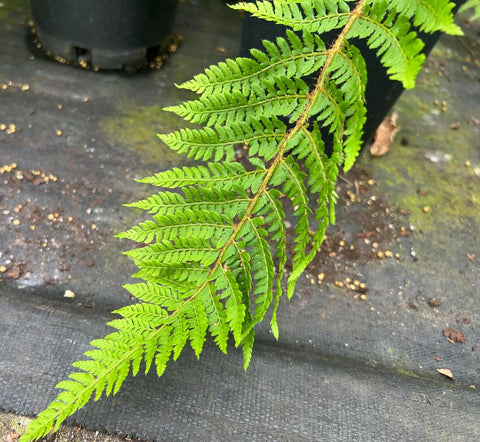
[100, 104, 186, 167]
[0, 0, 29, 20]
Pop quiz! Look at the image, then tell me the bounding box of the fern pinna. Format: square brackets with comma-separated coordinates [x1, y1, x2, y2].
[21, 1, 461, 440]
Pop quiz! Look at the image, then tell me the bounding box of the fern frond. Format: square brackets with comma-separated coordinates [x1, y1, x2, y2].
[232, 0, 352, 34]
[349, 1, 426, 88]
[384, 0, 463, 34]
[460, 0, 480, 20]
[214, 265, 247, 345]
[117, 209, 233, 244]
[123, 282, 184, 308]
[165, 76, 310, 126]
[203, 283, 230, 353]
[158, 116, 288, 162]
[138, 162, 265, 191]
[126, 186, 251, 220]
[235, 0, 461, 88]
[124, 237, 221, 266]
[257, 188, 286, 338]
[22, 1, 463, 440]
[179, 30, 328, 96]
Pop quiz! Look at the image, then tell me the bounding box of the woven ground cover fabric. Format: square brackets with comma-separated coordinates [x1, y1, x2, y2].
[0, 1, 479, 440]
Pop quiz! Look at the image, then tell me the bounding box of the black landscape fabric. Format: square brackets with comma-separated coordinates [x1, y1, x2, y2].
[1, 1, 479, 441]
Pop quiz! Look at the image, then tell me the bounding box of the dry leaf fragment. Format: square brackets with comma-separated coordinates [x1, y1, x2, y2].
[437, 368, 454, 380]
[370, 112, 400, 157]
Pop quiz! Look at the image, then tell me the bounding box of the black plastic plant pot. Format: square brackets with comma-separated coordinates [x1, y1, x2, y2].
[240, 1, 465, 145]
[30, 0, 178, 71]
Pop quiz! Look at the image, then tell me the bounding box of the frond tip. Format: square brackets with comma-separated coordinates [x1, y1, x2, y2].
[21, 0, 462, 440]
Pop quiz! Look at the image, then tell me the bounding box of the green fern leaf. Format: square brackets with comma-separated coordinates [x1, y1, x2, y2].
[138, 162, 265, 191]
[22, 1, 463, 440]
[385, 0, 463, 34]
[165, 77, 310, 126]
[179, 30, 328, 96]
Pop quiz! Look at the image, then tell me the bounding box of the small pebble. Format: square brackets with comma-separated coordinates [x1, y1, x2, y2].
[428, 298, 442, 307]
[6, 124, 17, 134]
[63, 289, 76, 299]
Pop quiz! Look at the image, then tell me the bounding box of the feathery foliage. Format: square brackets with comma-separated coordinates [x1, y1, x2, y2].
[460, 0, 480, 20]
[21, 1, 461, 440]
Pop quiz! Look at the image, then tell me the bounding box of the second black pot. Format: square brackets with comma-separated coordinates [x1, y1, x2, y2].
[30, 0, 178, 71]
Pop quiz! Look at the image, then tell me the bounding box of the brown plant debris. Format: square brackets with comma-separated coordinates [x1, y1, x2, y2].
[428, 297, 442, 308]
[370, 112, 400, 157]
[443, 328, 467, 344]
